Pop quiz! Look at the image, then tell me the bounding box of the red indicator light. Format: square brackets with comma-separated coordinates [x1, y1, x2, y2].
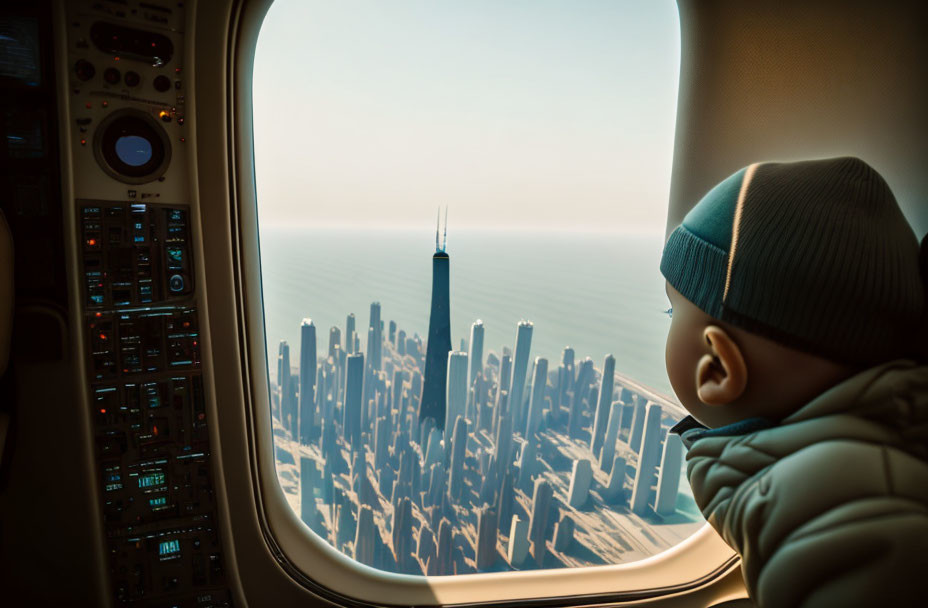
[85, 102, 91, 109]
[197, 413, 205, 420]
[179, 137, 185, 143]
[175, 67, 181, 73]
[182, 321, 190, 328]
[102, 101, 108, 108]
[192, 341, 197, 346]
[100, 408, 106, 414]
[87, 238, 96, 245]
[114, 55, 120, 61]
[153, 425, 158, 436]
[80, 139, 87, 146]
[95, 312, 102, 318]
[99, 333, 107, 340]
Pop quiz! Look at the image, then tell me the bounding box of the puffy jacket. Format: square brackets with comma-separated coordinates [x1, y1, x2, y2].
[674, 359, 928, 608]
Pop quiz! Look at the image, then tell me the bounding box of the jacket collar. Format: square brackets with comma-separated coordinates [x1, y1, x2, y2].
[671, 415, 776, 450]
[669, 359, 924, 450]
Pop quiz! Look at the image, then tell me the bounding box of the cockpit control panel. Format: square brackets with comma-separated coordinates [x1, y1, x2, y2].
[62, 1, 233, 606]
[79, 202, 230, 607]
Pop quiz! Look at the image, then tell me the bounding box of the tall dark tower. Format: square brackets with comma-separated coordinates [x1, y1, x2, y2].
[419, 209, 452, 431]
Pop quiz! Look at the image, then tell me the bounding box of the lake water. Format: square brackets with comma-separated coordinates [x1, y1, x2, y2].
[259, 226, 675, 398]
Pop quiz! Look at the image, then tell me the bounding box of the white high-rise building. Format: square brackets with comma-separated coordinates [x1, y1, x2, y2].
[468, 319, 485, 388]
[630, 403, 663, 515]
[524, 356, 548, 438]
[509, 320, 534, 432]
[445, 351, 469, 439]
[655, 433, 684, 515]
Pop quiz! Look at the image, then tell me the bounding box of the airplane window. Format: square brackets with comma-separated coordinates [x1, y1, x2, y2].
[253, 0, 700, 576]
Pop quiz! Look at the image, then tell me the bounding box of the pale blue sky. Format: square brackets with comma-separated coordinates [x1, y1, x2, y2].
[253, 0, 680, 232]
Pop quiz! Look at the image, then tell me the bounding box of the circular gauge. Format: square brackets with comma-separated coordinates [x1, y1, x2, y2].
[103, 67, 120, 85]
[93, 109, 171, 184]
[153, 75, 171, 92]
[74, 59, 95, 81]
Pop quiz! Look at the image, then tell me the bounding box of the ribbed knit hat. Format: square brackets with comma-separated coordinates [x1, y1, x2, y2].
[660, 157, 927, 366]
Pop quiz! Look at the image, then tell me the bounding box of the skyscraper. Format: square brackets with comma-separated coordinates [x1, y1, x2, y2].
[567, 458, 593, 508]
[524, 356, 548, 438]
[343, 353, 365, 445]
[448, 415, 468, 501]
[599, 402, 623, 475]
[355, 505, 376, 565]
[277, 340, 292, 430]
[509, 321, 533, 433]
[529, 478, 553, 565]
[591, 354, 616, 457]
[299, 319, 317, 445]
[628, 396, 648, 453]
[630, 404, 663, 515]
[467, 320, 485, 388]
[475, 504, 499, 570]
[418, 215, 452, 430]
[368, 301, 382, 372]
[655, 433, 683, 516]
[328, 326, 341, 360]
[345, 313, 356, 353]
[445, 351, 468, 438]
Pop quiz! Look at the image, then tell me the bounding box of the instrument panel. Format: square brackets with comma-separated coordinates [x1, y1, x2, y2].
[79, 202, 230, 607]
[61, 1, 234, 605]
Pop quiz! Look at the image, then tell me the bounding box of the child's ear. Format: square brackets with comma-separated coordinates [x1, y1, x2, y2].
[696, 325, 748, 406]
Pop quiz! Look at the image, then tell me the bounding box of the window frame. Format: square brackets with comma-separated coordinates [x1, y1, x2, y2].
[224, 0, 740, 604]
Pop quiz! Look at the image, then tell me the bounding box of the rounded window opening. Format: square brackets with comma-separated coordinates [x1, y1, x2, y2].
[254, 0, 699, 576]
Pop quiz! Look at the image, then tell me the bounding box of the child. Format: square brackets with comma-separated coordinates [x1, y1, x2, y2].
[660, 157, 928, 607]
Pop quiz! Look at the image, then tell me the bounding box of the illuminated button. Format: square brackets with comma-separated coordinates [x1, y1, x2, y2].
[104, 67, 120, 85]
[153, 75, 171, 92]
[169, 274, 185, 293]
[124, 70, 140, 87]
[74, 59, 95, 81]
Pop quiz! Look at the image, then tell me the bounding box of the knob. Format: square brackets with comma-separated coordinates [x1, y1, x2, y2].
[124, 71, 140, 87]
[169, 274, 185, 293]
[74, 59, 95, 81]
[104, 67, 120, 85]
[153, 75, 171, 92]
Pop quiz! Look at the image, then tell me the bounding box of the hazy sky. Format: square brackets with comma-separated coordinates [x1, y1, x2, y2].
[253, 0, 680, 232]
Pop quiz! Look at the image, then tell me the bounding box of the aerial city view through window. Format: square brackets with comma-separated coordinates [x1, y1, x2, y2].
[254, 0, 696, 576]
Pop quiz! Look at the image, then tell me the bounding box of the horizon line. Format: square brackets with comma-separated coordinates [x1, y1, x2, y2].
[259, 220, 668, 236]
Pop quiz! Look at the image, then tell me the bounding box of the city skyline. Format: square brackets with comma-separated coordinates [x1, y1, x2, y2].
[268, 231, 700, 576]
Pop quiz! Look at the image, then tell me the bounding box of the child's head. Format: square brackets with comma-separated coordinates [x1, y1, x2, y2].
[660, 157, 926, 428]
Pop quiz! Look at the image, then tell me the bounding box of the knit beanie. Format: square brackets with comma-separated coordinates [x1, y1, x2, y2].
[660, 156, 927, 366]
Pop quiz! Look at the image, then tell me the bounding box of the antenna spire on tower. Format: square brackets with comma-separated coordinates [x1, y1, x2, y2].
[442, 206, 448, 251]
[435, 207, 440, 252]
